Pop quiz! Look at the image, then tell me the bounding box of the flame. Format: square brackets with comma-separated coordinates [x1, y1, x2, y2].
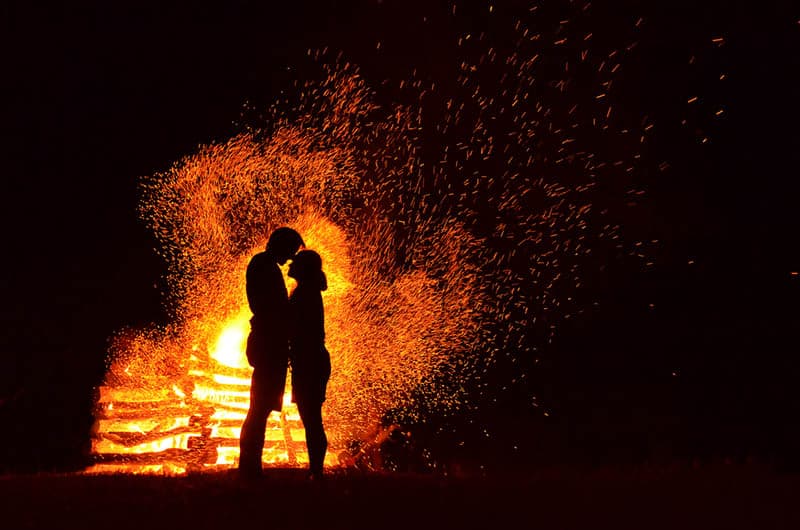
[209, 311, 249, 369]
[89, 5, 656, 474]
[90, 210, 476, 473]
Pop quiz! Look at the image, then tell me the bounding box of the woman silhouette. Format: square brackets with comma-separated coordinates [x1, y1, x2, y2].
[288, 250, 331, 478]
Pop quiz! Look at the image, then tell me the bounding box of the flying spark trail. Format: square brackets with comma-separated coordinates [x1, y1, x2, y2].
[89, 2, 714, 473]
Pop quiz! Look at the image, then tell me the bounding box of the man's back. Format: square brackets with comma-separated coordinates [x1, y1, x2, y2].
[245, 252, 290, 367]
[246, 252, 288, 324]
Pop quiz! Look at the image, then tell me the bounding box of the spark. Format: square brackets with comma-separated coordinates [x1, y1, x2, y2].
[91, 4, 657, 474]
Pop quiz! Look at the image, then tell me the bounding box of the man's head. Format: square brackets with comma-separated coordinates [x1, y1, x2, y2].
[266, 227, 304, 264]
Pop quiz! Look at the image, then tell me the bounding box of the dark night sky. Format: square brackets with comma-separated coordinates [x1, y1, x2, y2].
[2, 0, 799, 470]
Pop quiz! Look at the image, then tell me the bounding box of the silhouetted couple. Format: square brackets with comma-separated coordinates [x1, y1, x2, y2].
[239, 227, 331, 480]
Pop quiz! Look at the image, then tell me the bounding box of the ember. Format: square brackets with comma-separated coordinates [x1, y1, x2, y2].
[90, 5, 658, 474]
[89, 67, 485, 472]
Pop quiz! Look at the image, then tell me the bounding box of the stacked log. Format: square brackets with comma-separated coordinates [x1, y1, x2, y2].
[88, 357, 309, 474]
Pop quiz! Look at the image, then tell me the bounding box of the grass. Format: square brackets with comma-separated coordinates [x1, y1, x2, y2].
[1, 466, 798, 529]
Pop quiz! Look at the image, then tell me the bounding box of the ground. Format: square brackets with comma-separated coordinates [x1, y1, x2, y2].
[1, 467, 798, 529]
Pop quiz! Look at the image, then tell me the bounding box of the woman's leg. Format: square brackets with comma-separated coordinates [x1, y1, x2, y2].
[297, 400, 327, 475]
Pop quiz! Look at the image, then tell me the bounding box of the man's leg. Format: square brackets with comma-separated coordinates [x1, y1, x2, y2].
[239, 367, 270, 475]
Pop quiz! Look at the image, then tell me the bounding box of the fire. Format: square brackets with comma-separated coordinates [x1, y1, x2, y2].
[89, 5, 660, 474]
[209, 311, 249, 369]
[90, 209, 479, 473]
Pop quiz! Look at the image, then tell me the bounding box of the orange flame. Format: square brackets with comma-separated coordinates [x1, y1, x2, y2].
[90, 11, 651, 472]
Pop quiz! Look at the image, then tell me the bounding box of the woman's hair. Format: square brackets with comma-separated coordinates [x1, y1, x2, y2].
[290, 250, 328, 291]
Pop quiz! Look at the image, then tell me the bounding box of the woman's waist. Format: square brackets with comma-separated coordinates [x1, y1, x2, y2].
[289, 343, 329, 360]
[289, 335, 326, 348]
[290, 353, 331, 376]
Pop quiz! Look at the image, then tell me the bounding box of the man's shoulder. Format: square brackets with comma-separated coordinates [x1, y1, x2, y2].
[248, 251, 275, 269]
[247, 252, 281, 279]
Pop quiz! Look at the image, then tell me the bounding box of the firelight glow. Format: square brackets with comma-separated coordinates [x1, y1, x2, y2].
[210, 312, 250, 369]
[89, 3, 667, 474]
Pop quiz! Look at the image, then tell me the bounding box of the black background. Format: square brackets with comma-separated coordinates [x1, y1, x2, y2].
[2, 0, 799, 471]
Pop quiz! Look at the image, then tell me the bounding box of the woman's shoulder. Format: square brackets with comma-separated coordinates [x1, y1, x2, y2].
[291, 286, 324, 310]
[290, 284, 318, 300]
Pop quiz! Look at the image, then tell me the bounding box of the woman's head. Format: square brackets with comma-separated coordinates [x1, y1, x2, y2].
[288, 250, 327, 291]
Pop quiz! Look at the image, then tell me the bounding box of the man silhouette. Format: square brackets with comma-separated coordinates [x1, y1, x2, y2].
[238, 227, 304, 478]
